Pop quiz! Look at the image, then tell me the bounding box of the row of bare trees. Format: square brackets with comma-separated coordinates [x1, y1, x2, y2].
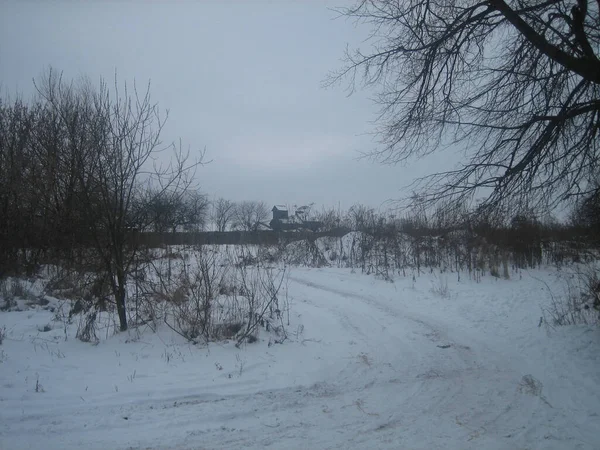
[133, 196, 270, 234]
[307, 200, 599, 274]
[135, 197, 272, 234]
[0, 69, 203, 331]
[315, 198, 599, 238]
[210, 199, 269, 232]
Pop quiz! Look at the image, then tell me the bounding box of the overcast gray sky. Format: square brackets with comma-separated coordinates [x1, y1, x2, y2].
[0, 0, 444, 213]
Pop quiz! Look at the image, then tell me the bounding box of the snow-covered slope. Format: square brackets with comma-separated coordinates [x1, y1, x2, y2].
[0, 267, 598, 449]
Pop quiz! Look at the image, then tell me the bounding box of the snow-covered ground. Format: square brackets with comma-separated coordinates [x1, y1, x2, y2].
[1, 267, 598, 449]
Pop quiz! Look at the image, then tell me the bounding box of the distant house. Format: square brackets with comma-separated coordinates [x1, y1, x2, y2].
[270, 204, 323, 232]
[272, 205, 288, 221]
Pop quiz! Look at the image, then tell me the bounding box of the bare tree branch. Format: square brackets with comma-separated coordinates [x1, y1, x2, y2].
[329, 0, 600, 215]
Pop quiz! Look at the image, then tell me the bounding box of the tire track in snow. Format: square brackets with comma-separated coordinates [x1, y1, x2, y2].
[289, 274, 429, 378]
[289, 273, 484, 432]
[289, 274, 474, 361]
[290, 273, 511, 370]
[288, 272, 550, 447]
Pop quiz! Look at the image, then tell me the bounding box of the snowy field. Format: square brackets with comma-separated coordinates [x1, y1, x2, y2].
[1, 266, 599, 450]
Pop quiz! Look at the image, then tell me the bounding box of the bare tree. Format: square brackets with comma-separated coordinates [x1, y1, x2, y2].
[570, 182, 600, 231]
[179, 191, 209, 232]
[314, 206, 346, 232]
[233, 201, 269, 232]
[347, 204, 376, 233]
[0, 97, 40, 274]
[211, 197, 236, 232]
[139, 190, 207, 233]
[329, 0, 600, 214]
[140, 191, 177, 233]
[36, 69, 202, 331]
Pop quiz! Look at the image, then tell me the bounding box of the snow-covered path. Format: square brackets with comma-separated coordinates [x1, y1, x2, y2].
[0, 268, 598, 449]
[287, 271, 557, 449]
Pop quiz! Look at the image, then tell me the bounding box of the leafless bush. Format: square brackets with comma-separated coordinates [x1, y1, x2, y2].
[0, 326, 5, 345]
[145, 245, 289, 345]
[76, 311, 99, 343]
[218, 273, 238, 296]
[234, 261, 288, 347]
[8, 279, 28, 298]
[44, 270, 82, 298]
[45, 268, 111, 309]
[544, 267, 600, 327]
[0, 282, 16, 311]
[0, 278, 36, 310]
[147, 248, 228, 343]
[284, 239, 328, 268]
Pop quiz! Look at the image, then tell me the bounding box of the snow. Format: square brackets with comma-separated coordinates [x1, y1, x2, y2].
[1, 266, 599, 450]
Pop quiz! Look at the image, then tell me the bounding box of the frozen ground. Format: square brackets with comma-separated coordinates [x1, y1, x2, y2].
[0, 267, 598, 449]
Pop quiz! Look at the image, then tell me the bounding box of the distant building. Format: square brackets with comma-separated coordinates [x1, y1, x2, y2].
[270, 204, 322, 232]
[272, 205, 288, 221]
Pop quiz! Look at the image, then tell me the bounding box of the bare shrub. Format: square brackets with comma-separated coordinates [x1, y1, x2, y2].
[150, 248, 228, 343]
[1, 278, 35, 310]
[0, 294, 17, 312]
[45, 268, 110, 308]
[284, 239, 328, 268]
[218, 274, 237, 296]
[170, 299, 205, 342]
[0, 326, 6, 345]
[232, 247, 289, 346]
[9, 279, 28, 299]
[213, 322, 243, 340]
[153, 245, 290, 345]
[76, 311, 99, 343]
[44, 270, 82, 298]
[144, 246, 287, 345]
[544, 267, 600, 327]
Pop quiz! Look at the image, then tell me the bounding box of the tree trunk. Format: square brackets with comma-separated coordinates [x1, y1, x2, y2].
[115, 269, 128, 331]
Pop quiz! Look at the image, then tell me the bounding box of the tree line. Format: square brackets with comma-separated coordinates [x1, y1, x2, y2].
[0, 70, 271, 331]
